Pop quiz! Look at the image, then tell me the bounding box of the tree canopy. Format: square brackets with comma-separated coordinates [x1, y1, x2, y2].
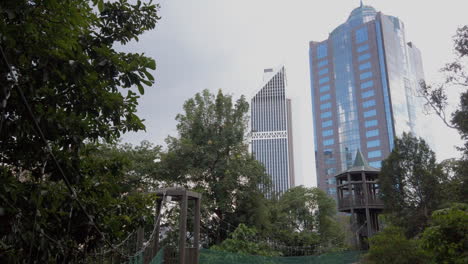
[156, 89, 270, 245]
[270, 186, 345, 251]
[0, 0, 160, 262]
[421, 203, 468, 264]
[420, 25, 468, 203]
[379, 132, 444, 236]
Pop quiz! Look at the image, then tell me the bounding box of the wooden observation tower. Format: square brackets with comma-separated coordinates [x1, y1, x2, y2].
[335, 150, 384, 249]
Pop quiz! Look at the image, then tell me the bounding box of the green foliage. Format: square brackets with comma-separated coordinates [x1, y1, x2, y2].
[0, 0, 160, 262]
[96, 140, 162, 190]
[156, 90, 346, 254]
[200, 248, 362, 264]
[420, 25, 468, 204]
[379, 133, 445, 236]
[1, 144, 158, 262]
[265, 186, 346, 256]
[211, 224, 280, 257]
[157, 89, 270, 244]
[364, 226, 432, 264]
[370, 25, 468, 264]
[421, 203, 468, 264]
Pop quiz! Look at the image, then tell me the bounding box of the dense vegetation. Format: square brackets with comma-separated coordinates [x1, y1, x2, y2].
[1, 0, 466, 262]
[0, 0, 160, 262]
[148, 89, 347, 255]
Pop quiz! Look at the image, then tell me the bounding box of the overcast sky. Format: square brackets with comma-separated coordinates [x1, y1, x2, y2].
[121, 0, 468, 187]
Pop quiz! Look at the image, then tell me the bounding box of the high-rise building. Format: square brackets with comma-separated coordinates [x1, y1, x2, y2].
[251, 66, 295, 196]
[309, 4, 425, 198]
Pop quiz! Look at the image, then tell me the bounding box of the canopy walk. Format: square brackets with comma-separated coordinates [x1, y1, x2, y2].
[129, 248, 362, 264]
[88, 188, 362, 264]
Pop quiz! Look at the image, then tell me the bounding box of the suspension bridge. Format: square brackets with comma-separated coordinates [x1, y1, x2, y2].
[86, 187, 362, 264]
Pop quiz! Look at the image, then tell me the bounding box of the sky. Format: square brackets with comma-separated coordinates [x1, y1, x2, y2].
[121, 0, 468, 187]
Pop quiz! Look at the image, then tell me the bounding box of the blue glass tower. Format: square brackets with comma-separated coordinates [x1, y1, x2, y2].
[251, 66, 295, 196]
[309, 5, 425, 199]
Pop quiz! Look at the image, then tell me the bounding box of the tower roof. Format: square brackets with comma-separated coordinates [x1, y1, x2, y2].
[338, 150, 380, 175]
[250, 65, 286, 100]
[346, 4, 377, 23]
[353, 149, 369, 167]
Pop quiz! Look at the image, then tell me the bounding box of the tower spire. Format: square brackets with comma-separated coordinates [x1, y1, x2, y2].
[360, 0, 363, 7]
[353, 149, 369, 167]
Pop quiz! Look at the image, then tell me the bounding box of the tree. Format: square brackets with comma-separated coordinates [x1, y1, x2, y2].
[0, 0, 159, 261]
[157, 89, 270, 245]
[420, 25, 468, 203]
[364, 226, 432, 264]
[379, 133, 444, 236]
[269, 186, 346, 254]
[421, 203, 468, 264]
[97, 140, 162, 190]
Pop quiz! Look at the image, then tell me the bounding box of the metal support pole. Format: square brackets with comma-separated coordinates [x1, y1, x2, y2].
[179, 191, 188, 264]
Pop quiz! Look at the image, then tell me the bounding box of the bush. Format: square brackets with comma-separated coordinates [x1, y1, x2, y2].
[211, 224, 280, 257]
[363, 226, 432, 264]
[421, 203, 468, 264]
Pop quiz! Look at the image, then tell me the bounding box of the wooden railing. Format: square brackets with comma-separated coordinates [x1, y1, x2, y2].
[338, 196, 383, 210]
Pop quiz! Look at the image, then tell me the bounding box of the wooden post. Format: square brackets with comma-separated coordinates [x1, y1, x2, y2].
[137, 227, 144, 252]
[194, 197, 201, 264]
[179, 191, 188, 264]
[361, 171, 372, 238]
[152, 198, 164, 259]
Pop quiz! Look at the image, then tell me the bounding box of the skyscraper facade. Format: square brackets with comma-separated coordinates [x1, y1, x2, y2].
[309, 4, 424, 198]
[251, 66, 295, 196]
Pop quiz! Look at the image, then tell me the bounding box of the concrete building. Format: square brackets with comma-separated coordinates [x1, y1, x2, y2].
[251, 66, 295, 196]
[309, 4, 425, 199]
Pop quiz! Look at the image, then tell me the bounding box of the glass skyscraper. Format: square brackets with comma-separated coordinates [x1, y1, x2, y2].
[251, 66, 295, 196]
[309, 4, 425, 198]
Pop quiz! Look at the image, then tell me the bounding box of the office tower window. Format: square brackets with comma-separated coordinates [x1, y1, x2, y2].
[319, 76, 330, 84]
[363, 109, 377, 118]
[322, 129, 333, 137]
[320, 102, 331, 110]
[360, 71, 372, 80]
[323, 139, 334, 146]
[318, 68, 329, 75]
[321, 111, 332, 119]
[366, 129, 379, 138]
[317, 43, 327, 59]
[358, 53, 371, 61]
[355, 27, 368, 43]
[362, 90, 375, 98]
[326, 168, 337, 175]
[367, 139, 380, 148]
[368, 150, 382, 158]
[359, 61, 371, 70]
[363, 99, 376, 108]
[361, 80, 374, 89]
[326, 178, 336, 185]
[318, 59, 328, 67]
[364, 119, 378, 127]
[319, 84, 330, 92]
[369, 161, 382, 168]
[357, 44, 369, 53]
[322, 120, 332, 128]
[320, 94, 331, 101]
